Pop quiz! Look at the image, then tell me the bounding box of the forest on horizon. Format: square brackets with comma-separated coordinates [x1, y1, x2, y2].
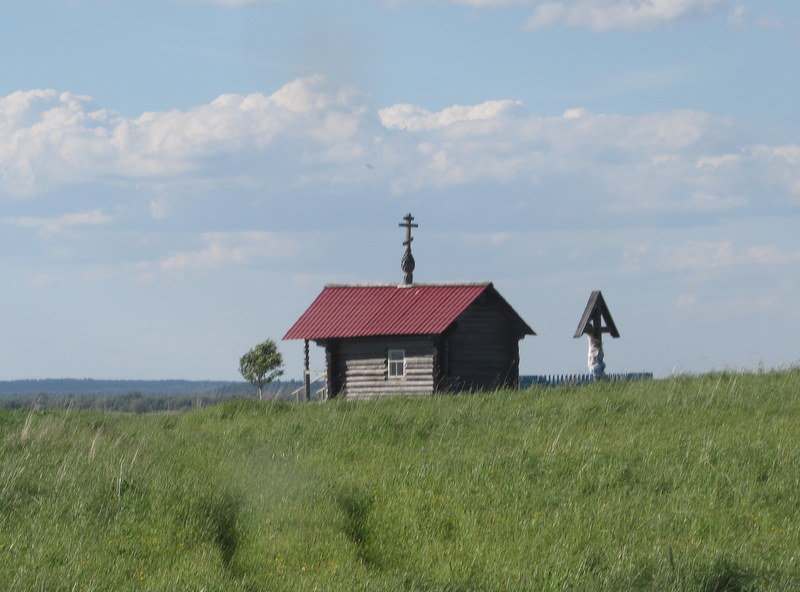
[0, 378, 303, 413]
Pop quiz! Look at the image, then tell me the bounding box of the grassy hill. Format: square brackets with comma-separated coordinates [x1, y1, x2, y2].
[0, 370, 798, 591]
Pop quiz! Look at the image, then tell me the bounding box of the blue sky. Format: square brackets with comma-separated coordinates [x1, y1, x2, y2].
[1, 0, 799, 381]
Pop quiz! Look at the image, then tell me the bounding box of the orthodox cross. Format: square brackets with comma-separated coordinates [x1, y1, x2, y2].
[399, 213, 418, 247]
[573, 290, 619, 379]
[399, 213, 418, 284]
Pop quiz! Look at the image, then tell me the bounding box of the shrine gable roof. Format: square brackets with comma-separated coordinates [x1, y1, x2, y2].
[283, 282, 534, 341]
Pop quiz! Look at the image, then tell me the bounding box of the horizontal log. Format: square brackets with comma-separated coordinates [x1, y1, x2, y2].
[345, 383, 433, 390]
[345, 388, 433, 397]
[345, 369, 388, 377]
[346, 380, 434, 388]
[344, 358, 432, 367]
[340, 344, 434, 355]
[344, 372, 433, 381]
[344, 358, 434, 368]
[345, 392, 433, 400]
[346, 376, 434, 384]
[345, 391, 433, 398]
[343, 369, 433, 377]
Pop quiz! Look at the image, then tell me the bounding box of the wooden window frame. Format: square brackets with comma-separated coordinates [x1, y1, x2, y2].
[388, 349, 405, 379]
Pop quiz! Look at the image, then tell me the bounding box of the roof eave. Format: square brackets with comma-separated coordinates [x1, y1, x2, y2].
[483, 284, 536, 337]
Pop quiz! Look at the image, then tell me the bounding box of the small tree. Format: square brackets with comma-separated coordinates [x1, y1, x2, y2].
[239, 339, 284, 400]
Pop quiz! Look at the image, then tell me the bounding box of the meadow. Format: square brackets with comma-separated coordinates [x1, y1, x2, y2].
[0, 370, 798, 591]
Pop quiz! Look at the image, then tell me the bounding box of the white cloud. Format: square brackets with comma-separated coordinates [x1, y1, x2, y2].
[695, 153, 741, 168]
[461, 231, 514, 246]
[26, 274, 64, 289]
[728, 4, 785, 29]
[622, 238, 800, 276]
[175, 0, 753, 32]
[0, 90, 120, 196]
[757, 144, 800, 165]
[718, 291, 784, 314]
[376, 102, 800, 212]
[675, 285, 787, 316]
[180, 0, 277, 5]
[525, 0, 726, 31]
[148, 200, 172, 221]
[2, 209, 112, 236]
[749, 144, 800, 198]
[682, 192, 747, 211]
[441, 0, 530, 5]
[660, 241, 800, 272]
[562, 108, 588, 119]
[676, 291, 699, 309]
[377, 103, 759, 208]
[0, 76, 370, 198]
[378, 100, 521, 131]
[148, 231, 300, 276]
[290, 272, 342, 287]
[728, 4, 746, 25]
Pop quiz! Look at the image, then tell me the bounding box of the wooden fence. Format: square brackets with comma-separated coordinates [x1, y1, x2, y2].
[289, 371, 654, 400]
[519, 373, 653, 389]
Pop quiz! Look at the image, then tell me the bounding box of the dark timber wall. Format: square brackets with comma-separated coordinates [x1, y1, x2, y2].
[445, 297, 520, 392]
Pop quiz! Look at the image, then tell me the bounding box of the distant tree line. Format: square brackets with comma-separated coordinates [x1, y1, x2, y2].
[0, 378, 258, 396]
[0, 379, 303, 413]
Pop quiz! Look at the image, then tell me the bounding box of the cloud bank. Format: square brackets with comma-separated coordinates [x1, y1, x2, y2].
[2, 76, 798, 223]
[524, 0, 726, 31]
[2, 209, 112, 236]
[153, 231, 300, 275]
[179, 0, 732, 31]
[0, 77, 368, 197]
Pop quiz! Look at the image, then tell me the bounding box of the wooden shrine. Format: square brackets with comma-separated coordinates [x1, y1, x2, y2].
[573, 290, 619, 379]
[283, 214, 535, 399]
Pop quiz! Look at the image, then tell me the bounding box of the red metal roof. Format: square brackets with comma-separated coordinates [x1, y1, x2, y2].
[284, 282, 532, 340]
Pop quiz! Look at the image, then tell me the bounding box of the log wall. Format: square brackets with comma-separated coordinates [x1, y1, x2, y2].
[330, 337, 437, 399]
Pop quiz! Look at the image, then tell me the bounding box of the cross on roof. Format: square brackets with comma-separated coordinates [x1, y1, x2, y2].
[399, 213, 418, 248]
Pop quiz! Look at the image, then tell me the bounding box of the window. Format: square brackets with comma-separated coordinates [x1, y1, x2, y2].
[388, 349, 405, 378]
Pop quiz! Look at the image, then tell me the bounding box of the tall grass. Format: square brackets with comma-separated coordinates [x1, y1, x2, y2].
[0, 370, 798, 591]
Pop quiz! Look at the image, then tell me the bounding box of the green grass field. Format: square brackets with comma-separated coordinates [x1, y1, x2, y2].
[1, 370, 798, 591]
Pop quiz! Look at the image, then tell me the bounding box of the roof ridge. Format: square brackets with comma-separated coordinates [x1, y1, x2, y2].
[323, 282, 492, 288]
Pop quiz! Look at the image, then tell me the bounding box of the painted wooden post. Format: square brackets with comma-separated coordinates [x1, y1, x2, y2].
[303, 339, 311, 401]
[573, 291, 620, 380]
